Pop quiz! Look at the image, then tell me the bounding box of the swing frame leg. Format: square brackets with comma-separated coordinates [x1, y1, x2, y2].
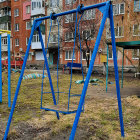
[3, 22, 59, 140]
[69, 2, 124, 139]
[37, 27, 59, 120]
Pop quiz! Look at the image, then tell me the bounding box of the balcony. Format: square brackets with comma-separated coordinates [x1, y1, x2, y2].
[31, 0, 45, 16]
[0, 15, 11, 23]
[0, 0, 11, 9]
[31, 34, 45, 50]
[1, 45, 8, 52]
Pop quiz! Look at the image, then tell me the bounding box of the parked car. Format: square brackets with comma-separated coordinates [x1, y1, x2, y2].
[2, 56, 23, 69]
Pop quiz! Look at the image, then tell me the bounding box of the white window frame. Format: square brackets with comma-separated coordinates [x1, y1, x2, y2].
[26, 5, 30, 14]
[14, 8, 19, 17]
[82, 50, 86, 60]
[113, 3, 125, 15]
[106, 26, 124, 39]
[82, 30, 94, 40]
[65, 50, 75, 60]
[65, 14, 74, 23]
[83, 9, 95, 20]
[1, 38, 7, 45]
[133, 24, 140, 36]
[50, 0, 59, 8]
[15, 23, 19, 31]
[32, 34, 39, 42]
[132, 49, 140, 60]
[65, 32, 74, 42]
[26, 21, 31, 30]
[15, 38, 19, 46]
[108, 49, 113, 60]
[65, 0, 76, 5]
[26, 37, 29, 45]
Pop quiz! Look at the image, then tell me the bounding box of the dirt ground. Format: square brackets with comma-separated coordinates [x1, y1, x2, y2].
[0, 71, 140, 140]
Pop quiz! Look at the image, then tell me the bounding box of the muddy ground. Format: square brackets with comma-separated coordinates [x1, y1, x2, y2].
[0, 71, 140, 140]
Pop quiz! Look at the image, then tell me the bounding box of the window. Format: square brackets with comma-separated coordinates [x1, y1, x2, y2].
[106, 26, 124, 38]
[1, 38, 7, 45]
[26, 5, 30, 14]
[28, 53, 32, 60]
[14, 8, 19, 17]
[50, 34, 58, 43]
[83, 9, 95, 20]
[82, 50, 91, 60]
[65, 14, 75, 23]
[15, 23, 19, 31]
[65, 32, 74, 42]
[26, 21, 31, 30]
[109, 49, 113, 59]
[0, 23, 9, 30]
[0, 7, 11, 17]
[133, 24, 140, 36]
[83, 30, 94, 40]
[32, 1, 42, 10]
[65, 0, 76, 5]
[65, 50, 75, 60]
[134, 0, 140, 11]
[26, 37, 29, 45]
[15, 38, 19, 46]
[132, 49, 139, 59]
[50, 0, 59, 7]
[113, 3, 125, 15]
[82, 50, 86, 60]
[32, 34, 39, 42]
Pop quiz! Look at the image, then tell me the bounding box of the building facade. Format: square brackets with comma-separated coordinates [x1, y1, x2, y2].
[1, 0, 139, 69]
[46, 0, 63, 65]
[31, 0, 46, 61]
[60, 0, 140, 69]
[0, 0, 11, 57]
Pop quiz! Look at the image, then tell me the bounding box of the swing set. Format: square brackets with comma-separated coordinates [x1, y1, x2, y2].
[3, 1, 125, 140]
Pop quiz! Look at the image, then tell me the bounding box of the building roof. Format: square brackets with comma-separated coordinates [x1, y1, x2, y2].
[107, 40, 140, 49]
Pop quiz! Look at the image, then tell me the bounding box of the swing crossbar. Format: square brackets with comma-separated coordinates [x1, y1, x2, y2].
[35, 2, 107, 23]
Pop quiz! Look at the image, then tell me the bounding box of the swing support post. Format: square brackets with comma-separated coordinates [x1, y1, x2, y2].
[3, 1, 124, 139]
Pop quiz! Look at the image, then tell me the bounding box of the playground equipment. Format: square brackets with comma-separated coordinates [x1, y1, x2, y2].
[41, 12, 85, 115]
[0, 29, 11, 108]
[106, 40, 140, 91]
[3, 1, 125, 139]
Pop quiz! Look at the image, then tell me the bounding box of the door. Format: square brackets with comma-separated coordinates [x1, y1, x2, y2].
[49, 53, 53, 65]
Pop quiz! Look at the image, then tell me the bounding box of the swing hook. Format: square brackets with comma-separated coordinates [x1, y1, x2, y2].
[77, 4, 84, 14]
[50, 12, 57, 20]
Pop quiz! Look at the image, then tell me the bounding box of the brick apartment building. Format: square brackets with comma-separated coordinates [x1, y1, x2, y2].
[0, 0, 11, 57]
[11, 0, 33, 59]
[11, 0, 45, 64]
[60, 0, 140, 69]
[0, 0, 139, 70]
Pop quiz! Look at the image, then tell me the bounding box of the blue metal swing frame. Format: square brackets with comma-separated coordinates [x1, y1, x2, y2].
[3, 1, 125, 140]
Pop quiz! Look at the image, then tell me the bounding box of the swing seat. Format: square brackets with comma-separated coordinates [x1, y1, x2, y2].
[41, 104, 79, 114]
[41, 92, 84, 114]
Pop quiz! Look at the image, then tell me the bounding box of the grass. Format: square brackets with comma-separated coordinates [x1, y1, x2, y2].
[0, 70, 140, 139]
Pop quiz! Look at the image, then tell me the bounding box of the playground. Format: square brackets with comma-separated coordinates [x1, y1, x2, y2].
[0, 1, 140, 139]
[0, 70, 140, 140]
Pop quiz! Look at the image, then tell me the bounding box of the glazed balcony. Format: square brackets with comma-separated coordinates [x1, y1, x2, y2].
[0, 15, 11, 23]
[0, 0, 11, 9]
